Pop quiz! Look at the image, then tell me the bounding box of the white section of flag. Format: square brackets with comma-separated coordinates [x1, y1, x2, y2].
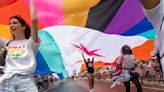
[43, 25, 148, 76]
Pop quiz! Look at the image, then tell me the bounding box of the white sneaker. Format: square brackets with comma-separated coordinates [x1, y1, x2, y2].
[110, 84, 115, 88]
[89, 89, 92, 92]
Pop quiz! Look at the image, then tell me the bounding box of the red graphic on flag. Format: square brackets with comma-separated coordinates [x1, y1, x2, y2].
[72, 43, 104, 57]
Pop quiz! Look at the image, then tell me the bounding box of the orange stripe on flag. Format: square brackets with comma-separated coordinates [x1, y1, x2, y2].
[0, 0, 44, 30]
[133, 40, 154, 60]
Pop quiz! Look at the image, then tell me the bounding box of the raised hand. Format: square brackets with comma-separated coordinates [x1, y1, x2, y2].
[82, 52, 86, 63]
[29, 0, 39, 43]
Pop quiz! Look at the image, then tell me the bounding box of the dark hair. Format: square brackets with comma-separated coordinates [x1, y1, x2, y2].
[121, 45, 131, 55]
[87, 58, 90, 62]
[10, 16, 31, 39]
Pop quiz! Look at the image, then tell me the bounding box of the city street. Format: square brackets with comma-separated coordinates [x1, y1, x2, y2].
[46, 80, 164, 92]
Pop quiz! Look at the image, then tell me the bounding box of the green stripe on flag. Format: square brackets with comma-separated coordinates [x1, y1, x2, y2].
[138, 29, 156, 40]
[38, 30, 68, 78]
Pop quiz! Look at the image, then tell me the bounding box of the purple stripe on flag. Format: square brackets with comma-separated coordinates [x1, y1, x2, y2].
[104, 0, 145, 34]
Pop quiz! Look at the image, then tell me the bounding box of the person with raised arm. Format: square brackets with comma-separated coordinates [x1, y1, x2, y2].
[82, 52, 95, 92]
[0, 0, 40, 91]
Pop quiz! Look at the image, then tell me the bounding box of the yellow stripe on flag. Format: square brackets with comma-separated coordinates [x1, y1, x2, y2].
[0, 24, 13, 39]
[63, 0, 100, 27]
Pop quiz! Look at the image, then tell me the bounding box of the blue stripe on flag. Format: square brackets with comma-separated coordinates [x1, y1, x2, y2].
[34, 51, 53, 74]
[121, 17, 153, 36]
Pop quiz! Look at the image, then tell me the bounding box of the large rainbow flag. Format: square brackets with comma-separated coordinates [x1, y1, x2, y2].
[0, 0, 155, 78]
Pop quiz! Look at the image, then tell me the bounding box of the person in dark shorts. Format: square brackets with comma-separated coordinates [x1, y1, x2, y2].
[116, 45, 143, 92]
[82, 52, 95, 92]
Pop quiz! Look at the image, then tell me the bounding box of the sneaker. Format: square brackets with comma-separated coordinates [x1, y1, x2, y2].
[110, 84, 115, 88]
[89, 89, 92, 92]
[92, 89, 95, 92]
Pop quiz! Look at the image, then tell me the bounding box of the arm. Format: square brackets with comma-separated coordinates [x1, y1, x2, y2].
[140, 0, 160, 9]
[29, 0, 39, 43]
[92, 57, 94, 63]
[116, 56, 128, 70]
[131, 57, 137, 70]
[82, 52, 86, 63]
[116, 63, 122, 69]
[151, 37, 159, 57]
[116, 57, 123, 69]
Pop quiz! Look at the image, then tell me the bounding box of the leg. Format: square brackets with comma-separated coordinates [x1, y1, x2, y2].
[131, 77, 143, 92]
[124, 81, 130, 92]
[160, 57, 164, 80]
[91, 73, 94, 89]
[88, 73, 92, 90]
[159, 32, 164, 80]
[16, 75, 38, 92]
[140, 76, 144, 84]
[0, 77, 16, 92]
[110, 79, 121, 88]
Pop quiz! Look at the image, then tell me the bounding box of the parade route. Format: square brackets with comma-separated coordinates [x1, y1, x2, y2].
[45, 80, 164, 92]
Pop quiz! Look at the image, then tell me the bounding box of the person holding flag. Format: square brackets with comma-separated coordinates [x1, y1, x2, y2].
[0, 0, 40, 92]
[139, 0, 164, 79]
